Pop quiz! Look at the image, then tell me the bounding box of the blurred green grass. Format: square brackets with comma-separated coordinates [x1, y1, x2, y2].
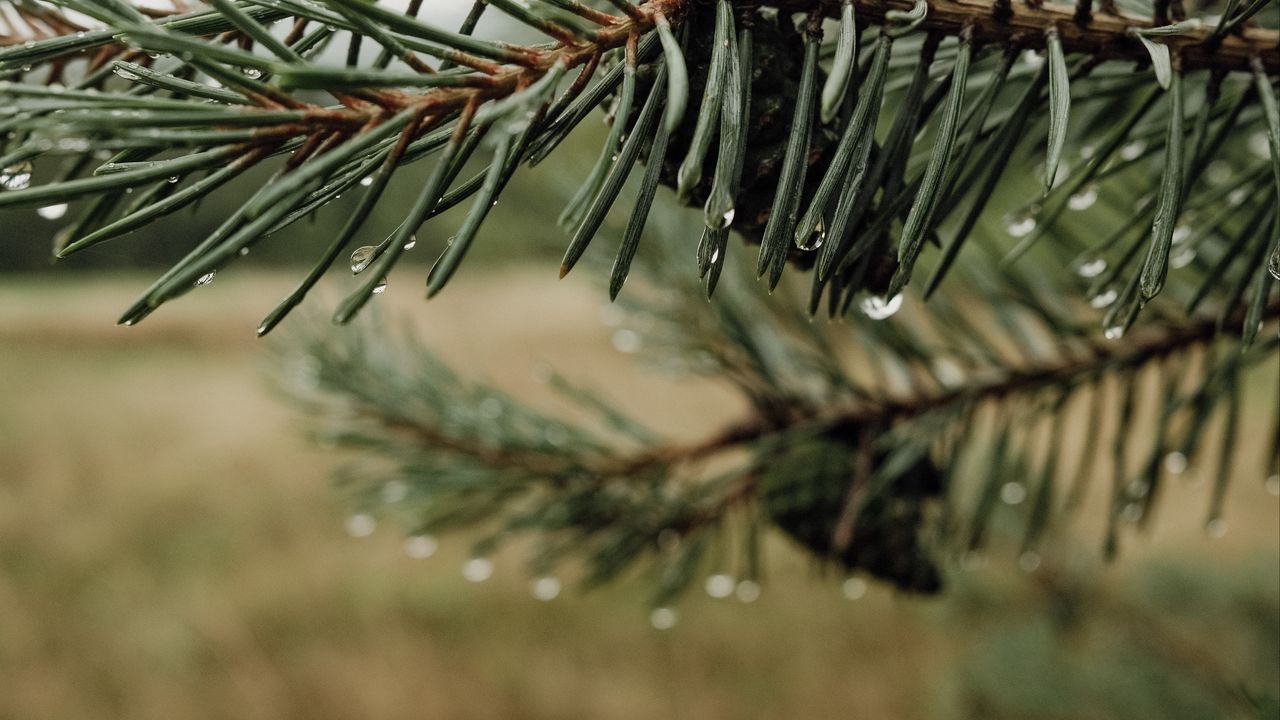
[0, 272, 1276, 720]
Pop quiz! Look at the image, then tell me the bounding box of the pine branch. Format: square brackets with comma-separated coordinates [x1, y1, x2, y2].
[1, 0, 1276, 336]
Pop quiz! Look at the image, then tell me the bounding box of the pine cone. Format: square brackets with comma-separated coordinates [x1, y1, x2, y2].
[759, 423, 945, 594]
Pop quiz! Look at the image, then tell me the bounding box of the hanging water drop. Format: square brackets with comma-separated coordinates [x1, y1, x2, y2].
[0, 161, 33, 191]
[359, 175, 374, 187]
[37, 203, 68, 220]
[1074, 256, 1107, 278]
[112, 66, 140, 81]
[1170, 246, 1197, 269]
[1247, 131, 1271, 159]
[1089, 287, 1118, 308]
[345, 513, 376, 538]
[859, 293, 903, 320]
[1104, 324, 1125, 340]
[1163, 451, 1188, 474]
[350, 245, 375, 274]
[796, 218, 826, 251]
[241, 66, 263, 79]
[1119, 140, 1147, 161]
[462, 557, 493, 582]
[704, 574, 735, 599]
[841, 577, 867, 600]
[403, 236, 416, 250]
[1227, 188, 1249, 206]
[1000, 482, 1027, 505]
[735, 580, 761, 603]
[167, 175, 180, 184]
[1004, 213, 1036, 238]
[1017, 552, 1042, 573]
[1067, 184, 1098, 211]
[194, 270, 216, 287]
[531, 576, 561, 601]
[611, 328, 642, 353]
[371, 278, 388, 295]
[403, 534, 438, 559]
[649, 607, 678, 630]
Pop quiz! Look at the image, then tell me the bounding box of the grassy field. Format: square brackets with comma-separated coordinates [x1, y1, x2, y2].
[0, 271, 1276, 720]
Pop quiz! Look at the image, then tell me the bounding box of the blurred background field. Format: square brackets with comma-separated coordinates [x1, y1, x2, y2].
[0, 269, 1276, 720]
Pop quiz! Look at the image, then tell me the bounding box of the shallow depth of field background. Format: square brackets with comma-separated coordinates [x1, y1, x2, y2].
[1, 4, 1279, 718]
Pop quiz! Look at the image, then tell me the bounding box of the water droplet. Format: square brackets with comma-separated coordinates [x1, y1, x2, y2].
[1004, 213, 1037, 237]
[1170, 224, 1192, 245]
[542, 425, 568, 447]
[611, 328, 642, 353]
[1227, 188, 1249, 206]
[1104, 324, 1125, 340]
[704, 574, 735, 599]
[531, 576, 561, 601]
[1067, 184, 1098, 211]
[371, 278, 388, 294]
[1119, 140, 1147, 161]
[1079, 144, 1097, 160]
[0, 161, 33, 191]
[194, 271, 216, 287]
[167, 175, 180, 184]
[1163, 451, 1187, 475]
[359, 175, 374, 187]
[858, 293, 903, 320]
[1018, 551, 1042, 573]
[1268, 250, 1280, 281]
[1089, 287, 1118, 308]
[1247, 131, 1271, 159]
[381, 479, 409, 504]
[1000, 482, 1027, 505]
[1075, 256, 1108, 278]
[350, 245, 376, 274]
[1265, 474, 1280, 496]
[113, 66, 140, 81]
[242, 66, 263, 79]
[478, 396, 503, 419]
[1205, 518, 1227, 538]
[37, 203, 67, 220]
[1170, 246, 1197, 269]
[238, 247, 250, 257]
[649, 607, 678, 630]
[1205, 160, 1232, 185]
[841, 577, 867, 600]
[403, 236, 417, 250]
[709, 247, 721, 264]
[796, 218, 826, 251]
[931, 358, 966, 387]
[721, 207, 735, 227]
[462, 557, 493, 582]
[404, 534, 438, 559]
[735, 580, 761, 603]
[345, 513, 376, 538]
[1021, 49, 1045, 68]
